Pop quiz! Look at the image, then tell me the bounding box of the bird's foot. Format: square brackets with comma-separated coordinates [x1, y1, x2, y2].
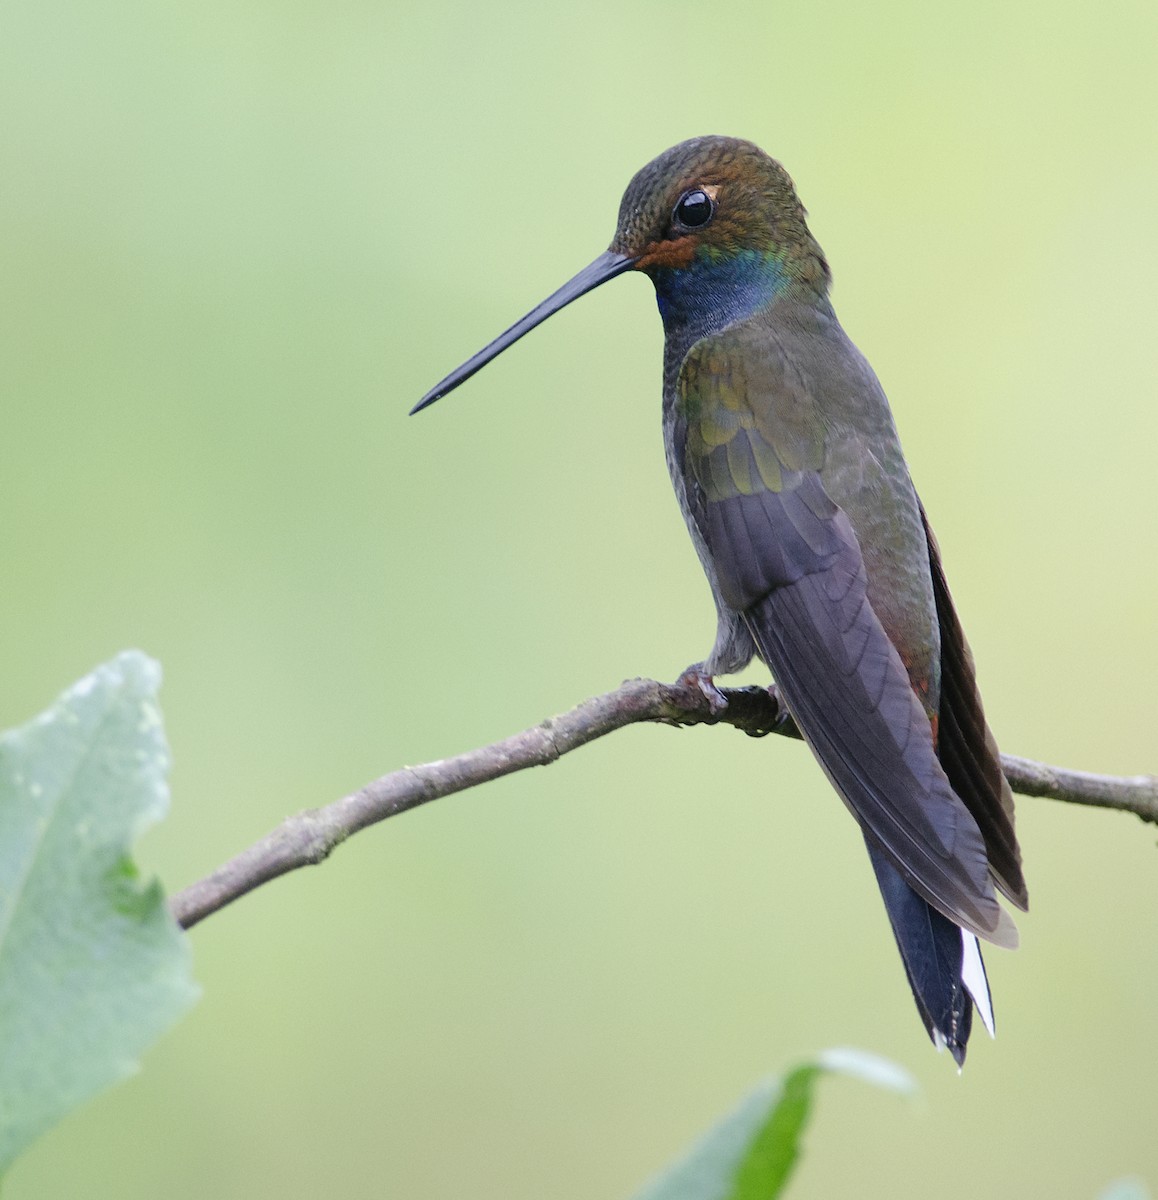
[676, 665, 729, 718]
[764, 683, 798, 736]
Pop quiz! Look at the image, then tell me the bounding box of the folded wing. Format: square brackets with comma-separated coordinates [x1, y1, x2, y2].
[678, 328, 1016, 947]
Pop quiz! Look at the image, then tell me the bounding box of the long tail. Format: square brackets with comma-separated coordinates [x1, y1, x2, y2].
[864, 836, 995, 1066]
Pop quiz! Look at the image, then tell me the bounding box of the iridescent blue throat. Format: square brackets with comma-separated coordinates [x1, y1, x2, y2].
[651, 248, 790, 340]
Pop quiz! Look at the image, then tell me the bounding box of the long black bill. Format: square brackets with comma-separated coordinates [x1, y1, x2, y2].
[411, 249, 635, 414]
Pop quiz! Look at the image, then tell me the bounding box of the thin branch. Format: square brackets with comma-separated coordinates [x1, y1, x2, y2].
[169, 678, 1158, 931]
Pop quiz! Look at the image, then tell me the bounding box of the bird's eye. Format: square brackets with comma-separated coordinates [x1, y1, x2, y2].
[673, 189, 714, 230]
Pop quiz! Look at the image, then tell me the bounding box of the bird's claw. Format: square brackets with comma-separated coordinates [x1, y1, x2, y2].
[677, 666, 729, 718]
[765, 684, 796, 733]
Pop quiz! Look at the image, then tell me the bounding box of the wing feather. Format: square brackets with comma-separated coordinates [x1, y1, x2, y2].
[921, 507, 1028, 909]
[678, 322, 1019, 948]
[738, 506, 1012, 944]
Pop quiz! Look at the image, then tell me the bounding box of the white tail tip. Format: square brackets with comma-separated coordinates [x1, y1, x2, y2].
[961, 931, 996, 1037]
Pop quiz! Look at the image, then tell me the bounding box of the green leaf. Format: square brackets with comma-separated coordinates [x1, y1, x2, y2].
[0, 652, 198, 1175]
[632, 1049, 915, 1200]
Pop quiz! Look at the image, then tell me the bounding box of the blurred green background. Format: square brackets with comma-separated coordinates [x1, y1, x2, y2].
[3, 0, 1157, 1195]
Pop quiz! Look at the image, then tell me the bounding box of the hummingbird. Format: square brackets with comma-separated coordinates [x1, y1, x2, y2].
[413, 136, 1027, 1064]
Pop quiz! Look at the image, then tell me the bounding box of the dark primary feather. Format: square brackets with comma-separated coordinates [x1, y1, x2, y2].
[738, 513, 1012, 945]
[921, 507, 1028, 910]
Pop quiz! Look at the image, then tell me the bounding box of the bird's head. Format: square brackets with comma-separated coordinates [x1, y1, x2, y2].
[610, 135, 827, 285]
